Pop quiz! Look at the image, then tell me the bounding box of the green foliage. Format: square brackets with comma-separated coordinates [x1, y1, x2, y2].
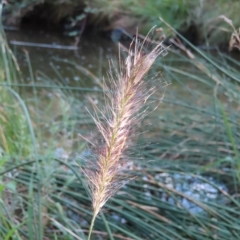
[0, 35, 33, 157]
[120, 0, 190, 33]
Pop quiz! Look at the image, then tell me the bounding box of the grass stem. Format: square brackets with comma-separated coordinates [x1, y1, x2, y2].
[87, 213, 97, 240]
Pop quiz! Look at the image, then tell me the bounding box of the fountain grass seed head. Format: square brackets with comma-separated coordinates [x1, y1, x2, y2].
[83, 37, 167, 231]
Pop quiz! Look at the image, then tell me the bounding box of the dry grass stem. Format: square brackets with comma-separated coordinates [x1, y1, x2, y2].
[84, 38, 167, 223]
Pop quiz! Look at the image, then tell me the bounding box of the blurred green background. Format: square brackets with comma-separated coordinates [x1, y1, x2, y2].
[1, 1, 240, 239]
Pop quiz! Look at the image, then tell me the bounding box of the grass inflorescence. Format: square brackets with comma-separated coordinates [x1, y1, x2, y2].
[84, 38, 167, 239]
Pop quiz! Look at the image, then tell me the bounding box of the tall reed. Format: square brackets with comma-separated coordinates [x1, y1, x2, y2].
[84, 38, 167, 239]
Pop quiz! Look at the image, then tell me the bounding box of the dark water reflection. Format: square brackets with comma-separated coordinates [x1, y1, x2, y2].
[6, 27, 118, 90]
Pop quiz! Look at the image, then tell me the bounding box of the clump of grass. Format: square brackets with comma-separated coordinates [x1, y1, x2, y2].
[83, 37, 167, 239]
[218, 15, 240, 51]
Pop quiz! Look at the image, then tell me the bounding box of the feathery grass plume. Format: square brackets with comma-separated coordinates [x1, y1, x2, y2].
[84, 37, 167, 239]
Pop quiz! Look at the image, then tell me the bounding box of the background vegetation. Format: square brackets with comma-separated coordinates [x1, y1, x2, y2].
[1, 1, 240, 240]
[2, 0, 240, 45]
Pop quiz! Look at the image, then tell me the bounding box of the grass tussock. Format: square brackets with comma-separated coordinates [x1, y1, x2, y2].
[84, 39, 167, 238]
